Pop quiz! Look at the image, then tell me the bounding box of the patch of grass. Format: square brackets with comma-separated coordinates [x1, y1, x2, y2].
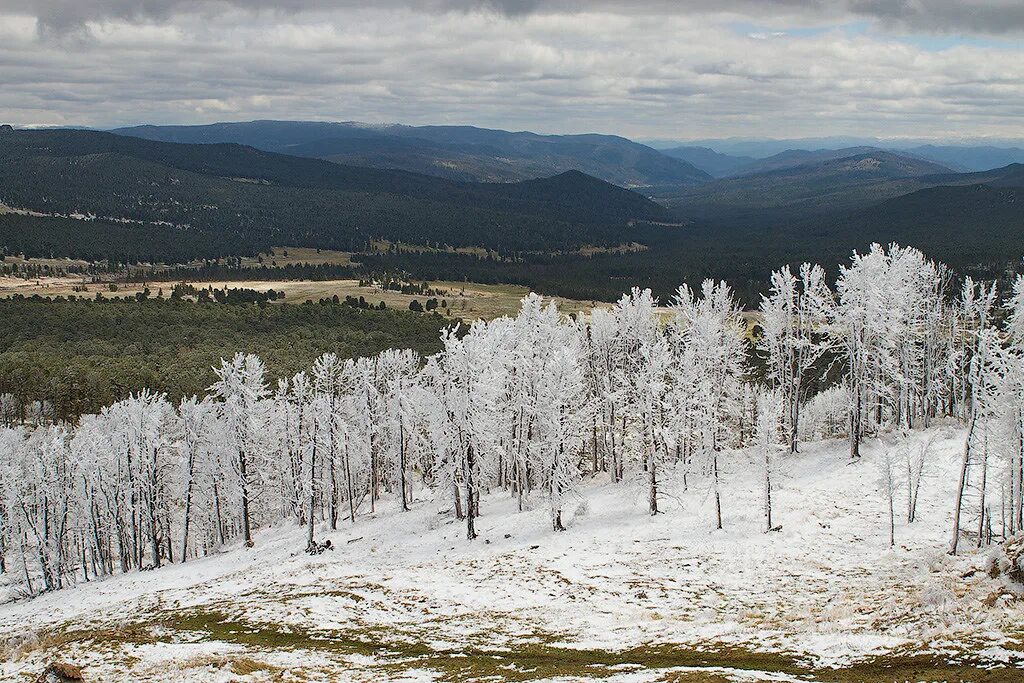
[173, 654, 283, 677]
[243, 247, 354, 268]
[34, 607, 1024, 682]
[4, 621, 159, 662]
[129, 609, 790, 681]
[659, 672, 737, 683]
[822, 654, 1024, 683]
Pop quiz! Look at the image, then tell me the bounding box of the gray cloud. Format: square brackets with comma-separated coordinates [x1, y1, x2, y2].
[8, 0, 1024, 34]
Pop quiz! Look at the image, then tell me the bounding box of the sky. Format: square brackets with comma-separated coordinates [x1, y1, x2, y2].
[1, 1, 1023, 140]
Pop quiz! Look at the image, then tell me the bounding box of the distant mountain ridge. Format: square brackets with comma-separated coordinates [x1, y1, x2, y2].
[0, 127, 671, 259]
[113, 120, 712, 188]
[657, 144, 957, 179]
[659, 150, 1012, 225]
[653, 137, 1024, 175]
[726, 147, 951, 177]
[658, 146, 757, 178]
[2, 125, 1022, 311]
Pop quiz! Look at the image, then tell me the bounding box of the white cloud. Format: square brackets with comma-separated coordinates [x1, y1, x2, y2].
[0, 4, 1021, 138]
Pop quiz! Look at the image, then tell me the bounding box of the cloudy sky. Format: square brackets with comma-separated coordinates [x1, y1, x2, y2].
[1, 1, 1023, 139]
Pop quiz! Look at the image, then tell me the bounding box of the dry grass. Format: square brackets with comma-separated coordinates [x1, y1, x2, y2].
[166, 654, 283, 678]
[239, 247, 354, 268]
[0, 276, 610, 321]
[0, 254, 93, 270]
[369, 239, 492, 257]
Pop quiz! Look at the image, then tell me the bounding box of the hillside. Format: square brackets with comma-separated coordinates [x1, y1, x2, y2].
[661, 151, 961, 224]
[799, 182, 1024, 271]
[114, 120, 713, 188]
[0, 128, 671, 258]
[3, 127, 1022, 312]
[723, 146, 948, 177]
[2, 427, 1021, 682]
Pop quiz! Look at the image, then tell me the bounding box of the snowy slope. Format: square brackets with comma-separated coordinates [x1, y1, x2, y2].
[2, 426, 1022, 682]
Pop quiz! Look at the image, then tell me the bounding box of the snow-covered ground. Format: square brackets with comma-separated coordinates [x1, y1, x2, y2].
[2, 425, 1023, 682]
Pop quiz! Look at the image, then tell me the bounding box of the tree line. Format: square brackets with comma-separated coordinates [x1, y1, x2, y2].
[1, 243, 1022, 596]
[0, 297, 450, 423]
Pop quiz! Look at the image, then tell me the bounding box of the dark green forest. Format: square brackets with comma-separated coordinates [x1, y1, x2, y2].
[0, 297, 451, 423]
[3, 128, 1022, 310]
[0, 128, 669, 255]
[0, 213, 234, 264]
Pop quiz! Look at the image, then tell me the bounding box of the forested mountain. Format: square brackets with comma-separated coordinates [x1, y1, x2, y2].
[361, 161, 1024, 307]
[658, 146, 757, 178]
[659, 151, 964, 224]
[660, 138, 1024, 174]
[113, 120, 712, 188]
[0, 128, 670, 258]
[2, 126, 1022, 311]
[805, 183, 1024, 269]
[658, 144, 951, 180]
[728, 147, 949, 177]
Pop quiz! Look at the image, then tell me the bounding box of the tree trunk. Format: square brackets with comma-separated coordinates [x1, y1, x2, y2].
[399, 422, 409, 512]
[149, 447, 162, 568]
[344, 440, 356, 524]
[648, 451, 658, 516]
[239, 447, 253, 548]
[181, 452, 195, 562]
[307, 438, 318, 551]
[465, 443, 477, 540]
[950, 413, 976, 555]
[887, 488, 895, 548]
[765, 446, 773, 532]
[976, 429, 989, 548]
[453, 481, 464, 520]
[790, 376, 801, 454]
[713, 450, 723, 530]
[329, 417, 339, 530]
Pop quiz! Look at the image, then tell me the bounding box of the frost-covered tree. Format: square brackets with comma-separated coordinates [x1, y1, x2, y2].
[671, 280, 746, 529]
[375, 348, 422, 512]
[112, 391, 174, 568]
[209, 353, 269, 548]
[758, 263, 833, 453]
[178, 395, 217, 561]
[950, 279, 1000, 555]
[878, 445, 900, 549]
[311, 353, 347, 527]
[432, 322, 505, 539]
[620, 335, 674, 515]
[756, 390, 782, 532]
[904, 432, 935, 524]
[832, 244, 948, 458]
[534, 345, 591, 529]
[1000, 275, 1024, 536]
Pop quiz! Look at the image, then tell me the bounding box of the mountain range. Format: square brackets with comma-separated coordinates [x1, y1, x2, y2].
[657, 139, 1024, 176]
[113, 121, 1024, 186]
[1, 122, 1022, 307]
[114, 121, 711, 189]
[658, 151, 963, 224]
[0, 127, 670, 260]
